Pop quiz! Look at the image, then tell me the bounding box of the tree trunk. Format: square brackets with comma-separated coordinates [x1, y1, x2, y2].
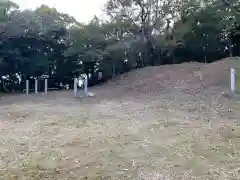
[172, 55, 176, 64]
[204, 55, 207, 63]
[140, 53, 144, 68]
[112, 63, 116, 77]
[141, 27, 145, 68]
[146, 35, 158, 64]
[229, 46, 233, 57]
[227, 38, 233, 57]
[3, 83, 10, 93]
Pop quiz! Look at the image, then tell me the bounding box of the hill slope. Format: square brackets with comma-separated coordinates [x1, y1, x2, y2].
[96, 58, 233, 99]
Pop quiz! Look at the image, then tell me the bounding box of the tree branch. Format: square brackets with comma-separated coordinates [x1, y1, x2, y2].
[222, 0, 240, 15]
[118, 1, 140, 29]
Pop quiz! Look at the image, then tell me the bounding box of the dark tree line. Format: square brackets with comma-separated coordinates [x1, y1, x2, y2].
[0, 0, 240, 92]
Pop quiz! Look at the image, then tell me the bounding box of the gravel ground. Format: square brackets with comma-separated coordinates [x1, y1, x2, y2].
[0, 59, 239, 180]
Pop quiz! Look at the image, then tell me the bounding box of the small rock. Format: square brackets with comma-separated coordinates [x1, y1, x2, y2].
[221, 92, 233, 99]
[87, 92, 96, 97]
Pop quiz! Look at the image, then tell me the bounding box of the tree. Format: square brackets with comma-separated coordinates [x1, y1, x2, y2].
[65, 18, 107, 76]
[105, 0, 174, 66]
[222, 0, 240, 16]
[2, 0, 240, 92]
[0, 3, 74, 91]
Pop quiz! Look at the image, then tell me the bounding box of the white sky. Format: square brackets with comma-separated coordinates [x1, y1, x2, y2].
[12, 0, 108, 23]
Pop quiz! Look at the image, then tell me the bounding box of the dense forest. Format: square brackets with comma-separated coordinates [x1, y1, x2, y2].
[0, 0, 239, 92]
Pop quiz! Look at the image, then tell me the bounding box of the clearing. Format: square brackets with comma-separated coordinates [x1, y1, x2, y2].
[0, 58, 240, 180]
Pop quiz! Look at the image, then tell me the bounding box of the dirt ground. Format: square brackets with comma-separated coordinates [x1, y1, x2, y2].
[0, 59, 240, 180]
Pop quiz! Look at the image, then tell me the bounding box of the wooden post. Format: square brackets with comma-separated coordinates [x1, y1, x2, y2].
[44, 79, 48, 94]
[84, 75, 88, 96]
[231, 68, 236, 93]
[26, 80, 29, 95]
[74, 78, 78, 97]
[35, 79, 38, 94]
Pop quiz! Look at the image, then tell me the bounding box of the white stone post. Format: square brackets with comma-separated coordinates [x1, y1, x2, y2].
[231, 68, 236, 93]
[35, 79, 38, 94]
[74, 78, 78, 97]
[84, 75, 88, 96]
[44, 79, 48, 94]
[26, 80, 29, 95]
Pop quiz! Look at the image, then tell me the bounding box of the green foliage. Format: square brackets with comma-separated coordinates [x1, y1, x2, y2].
[1, 0, 240, 92]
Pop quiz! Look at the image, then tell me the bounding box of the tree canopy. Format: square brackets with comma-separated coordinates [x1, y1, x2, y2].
[0, 0, 240, 92]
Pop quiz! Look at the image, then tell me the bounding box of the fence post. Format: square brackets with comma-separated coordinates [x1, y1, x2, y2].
[74, 78, 78, 97]
[35, 79, 38, 94]
[231, 68, 236, 93]
[26, 80, 29, 95]
[84, 75, 88, 96]
[45, 79, 48, 94]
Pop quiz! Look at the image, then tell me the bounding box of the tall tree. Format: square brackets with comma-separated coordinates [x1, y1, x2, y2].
[105, 0, 174, 66]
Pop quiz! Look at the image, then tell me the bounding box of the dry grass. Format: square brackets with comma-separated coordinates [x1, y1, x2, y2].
[0, 59, 239, 180]
[0, 93, 239, 180]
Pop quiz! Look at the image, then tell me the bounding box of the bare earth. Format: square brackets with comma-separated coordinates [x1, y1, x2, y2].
[0, 59, 240, 180]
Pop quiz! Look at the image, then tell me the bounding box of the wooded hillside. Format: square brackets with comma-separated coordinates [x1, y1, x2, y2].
[0, 0, 239, 92]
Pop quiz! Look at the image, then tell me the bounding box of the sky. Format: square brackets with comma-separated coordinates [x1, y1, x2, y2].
[12, 0, 108, 23]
